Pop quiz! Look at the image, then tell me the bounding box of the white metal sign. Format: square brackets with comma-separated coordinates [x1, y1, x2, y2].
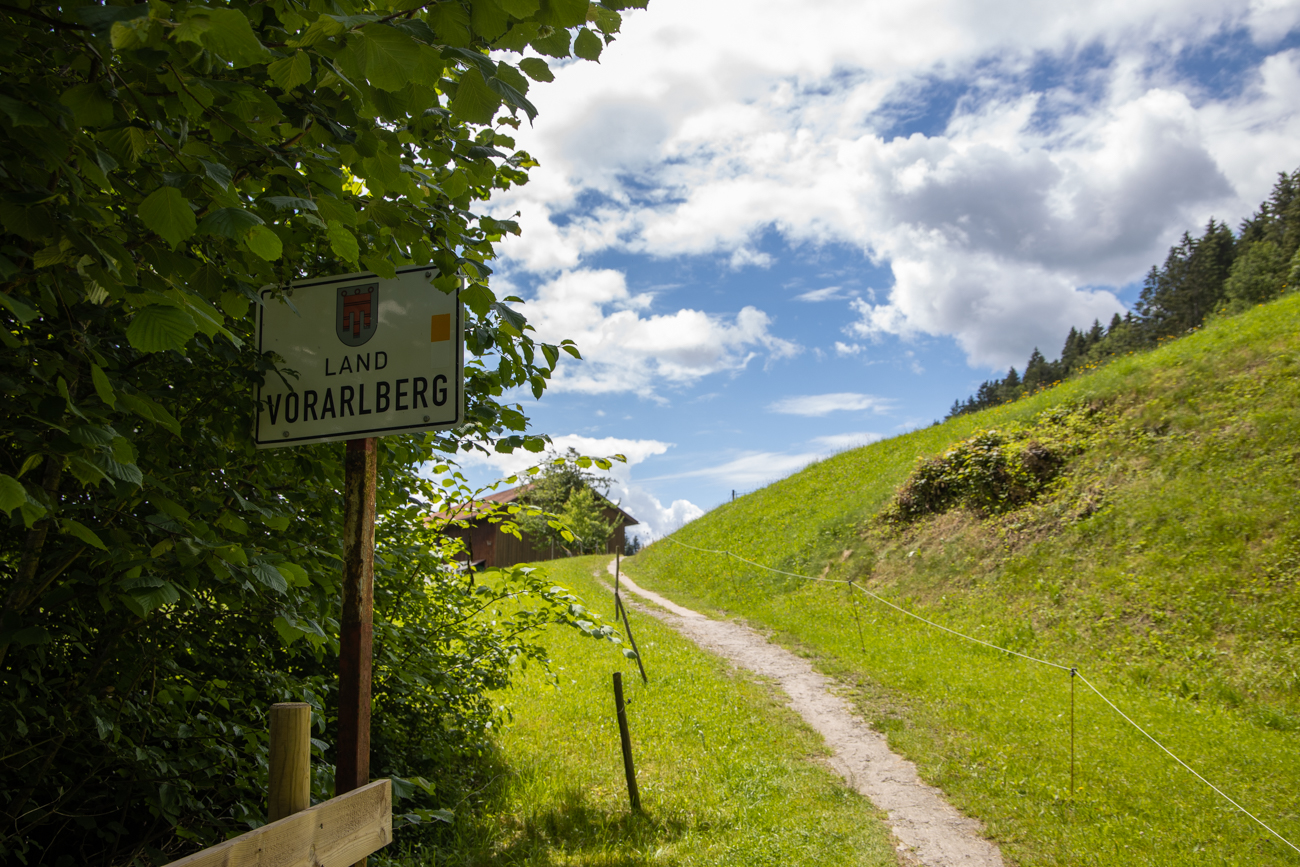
[254, 266, 463, 448]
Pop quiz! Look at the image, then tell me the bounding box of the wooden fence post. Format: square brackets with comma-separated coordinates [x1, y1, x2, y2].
[269, 703, 312, 822]
[613, 672, 641, 813]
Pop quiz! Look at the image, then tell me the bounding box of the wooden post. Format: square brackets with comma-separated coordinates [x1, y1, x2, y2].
[269, 703, 312, 822]
[338, 438, 376, 867]
[613, 549, 621, 618]
[616, 593, 648, 684]
[338, 438, 376, 798]
[612, 672, 641, 813]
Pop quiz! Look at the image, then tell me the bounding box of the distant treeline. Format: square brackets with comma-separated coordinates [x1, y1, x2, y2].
[948, 168, 1300, 419]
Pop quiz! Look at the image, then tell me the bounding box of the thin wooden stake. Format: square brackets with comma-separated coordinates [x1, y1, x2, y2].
[848, 579, 866, 653]
[269, 703, 312, 822]
[613, 549, 621, 618]
[1070, 667, 1077, 799]
[613, 672, 641, 813]
[616, 591, 648, 684]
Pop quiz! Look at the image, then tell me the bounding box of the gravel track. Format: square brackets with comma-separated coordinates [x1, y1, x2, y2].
[608, 560, 1005, 867]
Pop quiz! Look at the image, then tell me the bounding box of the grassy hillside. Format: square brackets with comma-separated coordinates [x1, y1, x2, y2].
[624, 295, 1300, 866]
[401, 555, 901, 866]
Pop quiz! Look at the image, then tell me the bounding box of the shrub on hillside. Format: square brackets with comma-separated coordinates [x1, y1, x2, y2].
[884, 405, 1109, 523]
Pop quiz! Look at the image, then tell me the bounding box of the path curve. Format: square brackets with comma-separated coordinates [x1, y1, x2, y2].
[608, 561, 1004, 867]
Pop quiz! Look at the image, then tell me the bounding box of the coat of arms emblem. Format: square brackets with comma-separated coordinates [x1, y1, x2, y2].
[337, 283, 378, 346]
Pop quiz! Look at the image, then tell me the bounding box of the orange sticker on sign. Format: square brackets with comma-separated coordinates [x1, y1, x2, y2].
[430, 313, 451, 342]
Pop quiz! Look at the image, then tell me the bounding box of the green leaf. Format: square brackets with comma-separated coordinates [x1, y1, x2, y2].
[497, 0, 541, 16]
[460, 282, 494, 316]
[531, 27, 571, 58]
[11, 626, 51, 647]
[273, 614, 304, 644]
[93, 452, 144, 487]
[276, 560, 308, 584]
[429, 3, 472, 46]
[69, 424, 116, 447]
[471, 0, 509, 41]
[126, 581, 181, 616]
[343, 25, 422, 92]
[0, 203, 54, 241]
[493, 21, 539, 52]
[201, 8, 273, 68]
[487, 72, 537, 121]
[59, 83, 115, 127]
[362, 252, 398, 280]
[573, 27, 602, 61]
[0, 474, 27, 516]
[0, 292, 39, 323]
[317, 196, 357, 227]
[245, 225, 284, 261]
[0, 95, 49, 128]
[492, 301, 528, 335]
[138, 187, 197, 249]
[219, 290, 250, 319]
[589, 5, 622, 35]
[450, 68, 501, 125]
[90, 364, 117, 408]
[262, 196, 318, 212]
[197, 207, 264, 239]
[67, 455, 110, 487]
[327, 220, 360, 262]
[251, 561, 288, 593]
[215, 544, 248, 566]
[539, 0, 589, 28]
[126, 305, 199, 354]
[519, 57, 554, 82]
[268, 50, 314, 91]
[62, 518, 108, 550]
[195, 157, 233, 189]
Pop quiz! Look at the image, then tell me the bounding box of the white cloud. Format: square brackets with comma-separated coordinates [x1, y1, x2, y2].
[768, 393, 891, 416]
[834, 341, 864, 356]
[645, 450, 824, 488]
[809, 432, 886, 451]
[728, 247, 774, 270]
[451, 434, 701, 541]
[489, 0, 1300, 368]
[516, 268, 800, 395]
[795, 286, 853, 302]
[641, 432, 886, 491]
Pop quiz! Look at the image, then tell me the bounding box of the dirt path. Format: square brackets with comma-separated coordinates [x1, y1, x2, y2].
[608, 561, 1005, 867]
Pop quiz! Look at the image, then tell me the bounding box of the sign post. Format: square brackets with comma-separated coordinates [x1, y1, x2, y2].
[255, 267, 463, 844]
[337, 437, 376, 803]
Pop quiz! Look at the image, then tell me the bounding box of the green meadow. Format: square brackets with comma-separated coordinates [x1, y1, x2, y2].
[623, 295, 1300, 865]
[405, 555, 901, 866]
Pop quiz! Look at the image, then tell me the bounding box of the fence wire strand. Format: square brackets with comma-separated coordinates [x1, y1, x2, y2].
[659, 535, 1300, 856]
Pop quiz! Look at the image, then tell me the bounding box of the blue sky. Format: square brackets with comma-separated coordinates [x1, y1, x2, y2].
[459, 0, 1300, 538]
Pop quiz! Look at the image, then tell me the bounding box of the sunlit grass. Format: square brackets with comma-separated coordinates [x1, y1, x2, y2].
[397, 555, 901, 866]
[625, 293, 1300, 866]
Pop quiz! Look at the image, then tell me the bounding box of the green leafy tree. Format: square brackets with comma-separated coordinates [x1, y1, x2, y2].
[558, 484, 615, 555]
[1221, 240, 1290, 311]
[517, 446, 611, 549]
[0, 0, 640, 861]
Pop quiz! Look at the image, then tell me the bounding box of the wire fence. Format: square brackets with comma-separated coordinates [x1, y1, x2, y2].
[659, 535, 1300, 856]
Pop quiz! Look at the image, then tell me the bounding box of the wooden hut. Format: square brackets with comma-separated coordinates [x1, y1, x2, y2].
[435, 485, 638, 568]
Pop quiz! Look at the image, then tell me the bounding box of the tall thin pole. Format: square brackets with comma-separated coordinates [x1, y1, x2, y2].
[613, 549, 621, 618]
[338, 438, 376, 800]
[848, 579, 866, 653]
[1070, 667, 1077, 799]
[613, 672, 641, 812]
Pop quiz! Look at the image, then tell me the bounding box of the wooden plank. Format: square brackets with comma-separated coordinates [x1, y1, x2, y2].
[162, 779, 391, 867]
